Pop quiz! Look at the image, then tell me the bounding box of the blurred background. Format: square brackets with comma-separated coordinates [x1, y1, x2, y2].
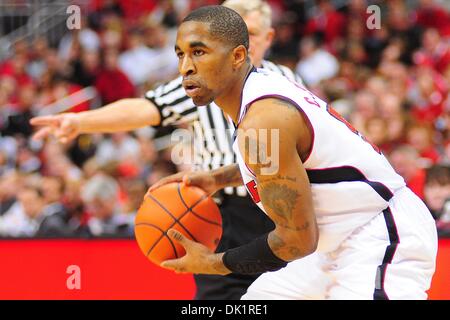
[0, 0, 449, 241]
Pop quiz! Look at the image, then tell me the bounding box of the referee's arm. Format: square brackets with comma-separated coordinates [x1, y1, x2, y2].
[30, 98, 161, 142]
[76, 98, 161, 131]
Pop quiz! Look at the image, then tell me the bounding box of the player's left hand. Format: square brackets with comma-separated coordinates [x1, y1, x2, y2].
[160, 229, 230, 275]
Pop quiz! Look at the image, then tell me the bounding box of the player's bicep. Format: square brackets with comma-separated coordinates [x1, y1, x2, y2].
[237, 109, 315, 226]
[237, 99, 318, 259]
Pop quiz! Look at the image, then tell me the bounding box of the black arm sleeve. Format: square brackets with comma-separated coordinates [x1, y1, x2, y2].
[222, 233, 288, 274]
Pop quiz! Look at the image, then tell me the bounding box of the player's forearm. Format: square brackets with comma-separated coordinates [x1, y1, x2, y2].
[211, 164, 243, 189]
[77, 98, 161, 133]
[258, 173, 318, 262]
[267, 226, 316, 262]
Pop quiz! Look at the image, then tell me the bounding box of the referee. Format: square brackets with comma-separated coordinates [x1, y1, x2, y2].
[31, 0, 304, 299]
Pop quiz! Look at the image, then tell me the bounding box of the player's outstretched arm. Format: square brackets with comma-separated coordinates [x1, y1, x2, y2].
[30, 98, 161, 143]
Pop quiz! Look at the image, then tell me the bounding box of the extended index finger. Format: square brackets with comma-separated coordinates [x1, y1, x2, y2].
[30, 116, 59, 126]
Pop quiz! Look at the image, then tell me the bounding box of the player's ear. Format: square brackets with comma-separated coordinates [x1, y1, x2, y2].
[232, 45, 247, 70]
[266, 28, 275, 45]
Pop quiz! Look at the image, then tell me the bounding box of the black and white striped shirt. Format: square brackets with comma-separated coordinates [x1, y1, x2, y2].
[145, 60, 303, 197]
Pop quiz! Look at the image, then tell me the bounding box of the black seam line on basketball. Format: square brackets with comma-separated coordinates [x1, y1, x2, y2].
[135, 223, 178, 259]
[176, 183, 213, 241]
[146, 191, 198, 242]
[188, 208, 221, 227]
[175, 184, 220, 225]
[176, 182, 205, 212]
[147, 188, 206, 248]
[138, 193, 208, 258]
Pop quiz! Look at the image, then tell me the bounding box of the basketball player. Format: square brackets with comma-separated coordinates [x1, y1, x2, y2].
[30, 1, 303, 300]
[157, 6, 438, 299]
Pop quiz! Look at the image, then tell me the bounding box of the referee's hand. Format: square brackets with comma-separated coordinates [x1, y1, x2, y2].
[30, 113, 81, 144]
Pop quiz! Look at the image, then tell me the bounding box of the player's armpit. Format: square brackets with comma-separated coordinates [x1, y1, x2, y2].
[237, 98, 318, 261]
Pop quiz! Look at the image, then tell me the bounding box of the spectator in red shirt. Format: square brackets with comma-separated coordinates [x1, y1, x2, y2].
[389, 145, 427, 199]
[304, 0, 347, 47]
[95, 49, 135, 104]
[407, 65, 447, 123]
[414, 0, 450, 36]
[413, 28, 450, 74]
[406, 123, 441, 165]
[0, 53, 34, 105]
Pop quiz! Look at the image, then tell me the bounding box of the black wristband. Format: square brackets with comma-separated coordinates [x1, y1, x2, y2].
[222, 233, 288, 274]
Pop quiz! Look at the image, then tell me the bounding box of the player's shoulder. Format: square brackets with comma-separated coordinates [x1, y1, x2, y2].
[241, 97, 302, 131]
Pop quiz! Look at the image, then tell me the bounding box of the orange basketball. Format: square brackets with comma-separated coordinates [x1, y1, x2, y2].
[134, 182, 222, 265]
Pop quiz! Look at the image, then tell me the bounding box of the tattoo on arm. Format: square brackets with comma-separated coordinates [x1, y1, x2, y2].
[214, 164, 243, 188]
[268, 232, 285, 253]
[261, 176, 312, 260]
[259, 181, 300, 225]
[272, 99, 298, 112]
[268, 229, 305, 260]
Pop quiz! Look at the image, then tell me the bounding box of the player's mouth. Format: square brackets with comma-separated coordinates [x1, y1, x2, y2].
[182, 80, 201, 97]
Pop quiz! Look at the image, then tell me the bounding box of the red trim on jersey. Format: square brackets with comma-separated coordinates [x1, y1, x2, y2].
[244, 162, 257, 177]
[237, 94, 315, 164]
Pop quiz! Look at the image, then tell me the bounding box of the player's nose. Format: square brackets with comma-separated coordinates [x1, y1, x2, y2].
[179, 56, 196, 77]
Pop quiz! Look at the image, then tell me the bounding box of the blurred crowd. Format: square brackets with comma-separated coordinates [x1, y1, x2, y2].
[0, 0, 449, 238]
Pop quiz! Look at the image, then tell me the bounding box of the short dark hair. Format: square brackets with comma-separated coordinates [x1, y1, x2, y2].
[182, 5, 249, 50]
[426, 165, 450, 186]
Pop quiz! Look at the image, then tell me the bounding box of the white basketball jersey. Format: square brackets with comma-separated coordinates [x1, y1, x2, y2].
[232, 68, 406, 252]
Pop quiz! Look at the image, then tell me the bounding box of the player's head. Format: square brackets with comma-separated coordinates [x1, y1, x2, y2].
[223, 0, 274, 67]
[176, 5, 250, 106]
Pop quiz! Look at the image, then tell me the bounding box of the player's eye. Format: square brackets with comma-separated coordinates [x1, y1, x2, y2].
[176, 51, 184, 59]
[193, 49, 204, 56]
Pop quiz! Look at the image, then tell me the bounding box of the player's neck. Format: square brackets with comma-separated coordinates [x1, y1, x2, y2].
[215, 63, 254, 125]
